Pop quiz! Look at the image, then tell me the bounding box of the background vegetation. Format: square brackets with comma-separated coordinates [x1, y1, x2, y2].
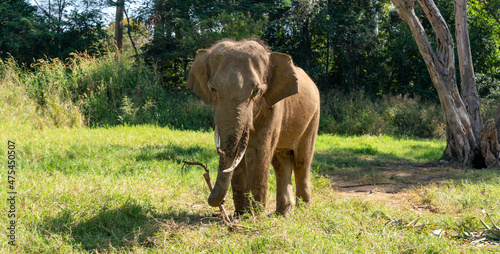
[1, 0, 500, 138]
[2, 50, 448, 137]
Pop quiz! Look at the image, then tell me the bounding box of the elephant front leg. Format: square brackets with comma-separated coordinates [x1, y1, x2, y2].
[244, 139, 275, 214]
[272, 149, 294, 216]
[231, 157, 248, 215]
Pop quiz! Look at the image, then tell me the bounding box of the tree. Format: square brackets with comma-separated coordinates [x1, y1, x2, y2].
[139, 0, 272, 88]
[479, 0, 500, 26]
[0, 0, 107, 65]
[0, 0, 38, 63]
[456, 0, 482, 139]
[389, 0, 500, 167]
[115, 0, 124, 50]
[263, 0, 384, 92]
[389, 0, 487, 166]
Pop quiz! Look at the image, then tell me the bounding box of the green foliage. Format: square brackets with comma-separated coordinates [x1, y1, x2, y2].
[321, 91, 445, 138]
[469, 0, 500, 75]
[0, 0, 107, 66]
[138, 0, 272, 87]
[3, 51, 451, 138]
[0, 58, 83, 128]
[477, 73, 500, 120]
[0, 0, 38, 63]
[377, 3, 435, 98]
[130, 0, 500, 101]
[2, 0, 500, 102]
[263, 0, 386, 93]
[0, 51, 214, 130]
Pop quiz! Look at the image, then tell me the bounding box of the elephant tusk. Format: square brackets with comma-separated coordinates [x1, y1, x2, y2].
[214, 126, 220, 149]
[222, 127, 250, 173]
[222, 148, 245, 173]
[214, 127, 224, 155]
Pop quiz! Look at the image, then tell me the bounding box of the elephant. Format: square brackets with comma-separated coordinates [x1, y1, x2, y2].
[187, 39, 320, 216]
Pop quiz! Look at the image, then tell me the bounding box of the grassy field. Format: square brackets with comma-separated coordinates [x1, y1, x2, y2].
[1, 123, 500, 253]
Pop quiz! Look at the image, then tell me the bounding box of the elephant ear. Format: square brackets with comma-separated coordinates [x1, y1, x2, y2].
[187, 49, 211, 104]
[264, 52, 299, 106]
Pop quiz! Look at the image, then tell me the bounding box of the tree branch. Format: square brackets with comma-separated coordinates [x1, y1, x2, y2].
[33, 0, 52, 20]
[123, 6, 140, 61]
[182, 161, 231, 223]
[480, 0, 500, 27]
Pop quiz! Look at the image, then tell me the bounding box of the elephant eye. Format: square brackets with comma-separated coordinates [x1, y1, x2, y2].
[251, 87, 260, 98]
[210, 87, 217, 94]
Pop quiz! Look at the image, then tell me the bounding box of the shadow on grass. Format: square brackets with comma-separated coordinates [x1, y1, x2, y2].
[31, 143, 217, 175]
[312, 142, 445, 172]
[135, 144, 215, 164]
[39, 199, 210, 251]
[313, 143, 500, 191]
[313, 147, 404, 172]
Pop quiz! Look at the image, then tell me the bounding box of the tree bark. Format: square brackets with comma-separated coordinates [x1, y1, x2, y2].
[115, 0, 125, 51]
[455, 0, 482, 140]
[479, 120, 500, 167]
[390, 0, 481, 166]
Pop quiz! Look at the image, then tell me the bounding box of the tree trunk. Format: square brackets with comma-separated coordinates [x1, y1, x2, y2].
[479, 120, 500, 167]
[115, 0, 125, 51]
[390, 0, 482, 166]
[455, 0, 482, 139]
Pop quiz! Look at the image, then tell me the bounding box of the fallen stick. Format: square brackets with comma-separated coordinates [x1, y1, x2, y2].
[182, 160, 231, 223]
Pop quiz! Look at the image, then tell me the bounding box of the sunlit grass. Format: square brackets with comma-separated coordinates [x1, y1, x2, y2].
[0, 124, 499, 253]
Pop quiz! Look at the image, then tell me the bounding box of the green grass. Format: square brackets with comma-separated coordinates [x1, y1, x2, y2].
[1, 124, 500, 253]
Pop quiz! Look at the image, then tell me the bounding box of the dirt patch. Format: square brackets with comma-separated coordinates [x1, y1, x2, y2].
[329, 161, 459, 212]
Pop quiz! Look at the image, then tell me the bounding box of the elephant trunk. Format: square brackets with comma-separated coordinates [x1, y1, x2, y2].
[208, 125, 250, 207]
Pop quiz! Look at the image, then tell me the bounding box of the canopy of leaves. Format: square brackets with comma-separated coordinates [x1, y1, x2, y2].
[136, 0, 274, 87]
[0, 0, 107, 66]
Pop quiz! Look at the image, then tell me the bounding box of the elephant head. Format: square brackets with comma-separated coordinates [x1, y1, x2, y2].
[187, 40, 299, 207]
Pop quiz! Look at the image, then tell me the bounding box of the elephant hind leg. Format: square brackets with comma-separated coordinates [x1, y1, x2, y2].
[294, 113, 319, 204]
[272, 149, 294, 216]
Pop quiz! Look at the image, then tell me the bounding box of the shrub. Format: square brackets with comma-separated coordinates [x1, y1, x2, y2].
[383, 95, 444, 138]
[477, 73, 500, 121]
[321, 91, 385, 135]
[0, 58, 83, 129]
[0, 51, 213, 130]
[320, 91, 445, 138]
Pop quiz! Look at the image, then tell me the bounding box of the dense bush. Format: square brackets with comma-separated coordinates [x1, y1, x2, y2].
[0, 58, 83, 129]
[477, 73, 500, 121]
[320, 91, 446, 138]
[5, 51, 500, 139]
[0, 51, 214, 130]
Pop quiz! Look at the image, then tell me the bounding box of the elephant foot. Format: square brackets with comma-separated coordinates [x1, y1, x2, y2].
[274, 209, 291, 217]
[233, 210, 246, 218]
[275, 203, 293, 217]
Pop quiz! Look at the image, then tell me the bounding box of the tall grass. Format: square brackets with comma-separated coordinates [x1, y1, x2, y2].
[320, 91, 446, 138]
[0, 58, 83, 128]
[1, 51, 213, 130]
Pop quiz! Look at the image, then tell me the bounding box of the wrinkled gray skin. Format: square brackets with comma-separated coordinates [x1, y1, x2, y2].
[187, 40, 320, 216]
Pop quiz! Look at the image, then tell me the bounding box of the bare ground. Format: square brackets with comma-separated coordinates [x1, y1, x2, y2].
[328, 161, 460, 213]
